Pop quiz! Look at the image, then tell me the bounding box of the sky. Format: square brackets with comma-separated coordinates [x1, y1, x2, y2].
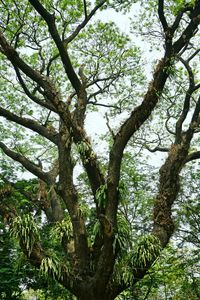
[0, 1, 166, 181]
[85, 2, 166, 167]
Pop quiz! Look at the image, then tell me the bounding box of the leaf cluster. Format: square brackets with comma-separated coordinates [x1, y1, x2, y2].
[10, 214, 40, 256]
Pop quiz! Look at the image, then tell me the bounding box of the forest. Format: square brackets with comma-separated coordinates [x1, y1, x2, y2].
[0, 0, 199, 299]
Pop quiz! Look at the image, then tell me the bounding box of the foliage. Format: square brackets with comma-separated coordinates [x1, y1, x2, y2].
[0, 0, 200, 299]
[118, 244, 200, 300]
[40, 256, 63, 281]
[131, 234, 161, 269]
[10, 214, 40, 256]
[0, 222, 22, 299]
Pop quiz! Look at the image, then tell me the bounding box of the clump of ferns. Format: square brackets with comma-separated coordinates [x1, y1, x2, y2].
[10, 213, 40, 257]
[40, 255, 63, 281]
[131, 234, 162, 270]
[51, 216, 73, 245]
[113, 234, 162, 285]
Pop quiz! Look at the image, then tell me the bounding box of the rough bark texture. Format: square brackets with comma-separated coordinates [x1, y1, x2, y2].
[0, 1, 200, 299]
[153, 143, 189, 246]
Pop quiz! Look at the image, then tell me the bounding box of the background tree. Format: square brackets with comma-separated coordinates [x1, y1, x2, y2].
[0, 0, 200, 299]
[0, 181, 75, 299]
[0, 218, 22, 299]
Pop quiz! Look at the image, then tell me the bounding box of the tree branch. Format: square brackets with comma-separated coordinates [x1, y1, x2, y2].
[14, 66, 57, 112]
[185, 151, 200, 163]
[175, 57, 195, 143]
[64, 0, 107, 44]
[153, 140, 190, 247]
[106, 2, 200, 224]
[106, 57, 170, 223]
[45, 0, 106, 77]
[171, 6, 193, 34]
[57, 122, 89, 270]
[173, 1, 200, 54]
[145, 145, 169, 153]
[0, 31, 47, 87]
[158, 0, 168, 31]
[88, 100, 120, 110]
[188, 48, 200, 61]
[83, 0, 88, 19]
[28, 0, 82, 94]
[0, 30, 61, 109]
[153, 89, 200, 247]
[0, 142, 53, 184]
[0, 106, 59, 145]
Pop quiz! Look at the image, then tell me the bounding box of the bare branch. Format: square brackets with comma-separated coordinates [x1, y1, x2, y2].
[105, 113, 115, 139]
[185, 151, 200, 163]
[88, 100, 120, 110]
[158, 0, 168, 31]
[46, 52, 59, 77]
[0, 106, 59, 145]
[165, 105, 176, 136]
[0, 30, 58, 103]
[187, 94, 200, 133]
[173, 2, 200, 53]
[83, 0, 88, 19]
[87, 74, 122, 102]
[64, 0, 107, 44]
[28, 0, 82, 94]
[188, 48, 200, 61]
[145, 145, 169, 153]
[171, 6, 193, 34]
[175, 57, 195, 143]
[0, 142, 53, 184]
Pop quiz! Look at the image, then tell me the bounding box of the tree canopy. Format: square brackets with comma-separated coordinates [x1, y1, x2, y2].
[0, 0, 200, 299]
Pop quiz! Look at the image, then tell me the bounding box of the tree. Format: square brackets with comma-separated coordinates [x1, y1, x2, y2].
[0, 181, 75, 299]
[0, 221, 22, 299]
[0, 0, 200, 299]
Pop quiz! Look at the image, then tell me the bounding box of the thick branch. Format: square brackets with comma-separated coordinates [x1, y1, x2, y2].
[107, 57, 170, 222]
[0, 142, 53, 184]
[70, 71, 105, 201]
[106, 1, 200, 223]
[64, 0, 107, 44]
[153, 93, 200, 247]
[153, 142, 189, 246]
[0, 31, 49, 88]
[20, 240, 44, 268]
[28, 0, 82, 94]
[57, 122, 89, 270]
[158, 0, 168, 31]
[0, 106, 58, 144]
[173, 1, 200, 54]
[145, 145, 169, 153]
[0, 30, 63, 114]
[185, 151, 200, 163]
[14, 67, 57, 112]
[71, 125, 105, 201]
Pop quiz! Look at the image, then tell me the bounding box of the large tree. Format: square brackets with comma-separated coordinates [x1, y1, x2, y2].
[0, 0, 200, 299]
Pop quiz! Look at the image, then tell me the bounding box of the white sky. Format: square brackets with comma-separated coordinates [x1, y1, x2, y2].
[85, 3, 166, 167]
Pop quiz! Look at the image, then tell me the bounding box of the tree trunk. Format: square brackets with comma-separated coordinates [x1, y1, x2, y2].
[77, 295, 114, 300]
[75, 286, 116, 300]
